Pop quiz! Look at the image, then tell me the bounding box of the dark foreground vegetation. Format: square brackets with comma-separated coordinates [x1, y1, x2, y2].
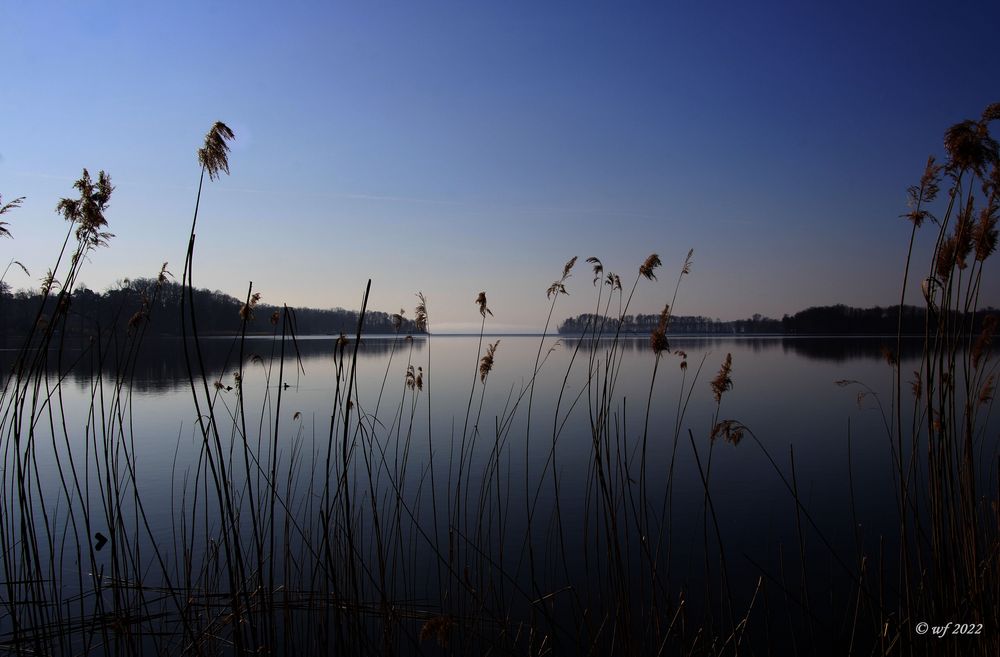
[1, 107, 999, 656]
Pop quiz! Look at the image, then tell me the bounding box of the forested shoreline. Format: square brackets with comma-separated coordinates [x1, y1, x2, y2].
[0, 279, 421, 338]
[557, 304, 998, 335]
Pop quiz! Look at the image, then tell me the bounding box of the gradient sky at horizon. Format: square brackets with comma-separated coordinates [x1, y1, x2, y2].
[3, 0, 1000, 332]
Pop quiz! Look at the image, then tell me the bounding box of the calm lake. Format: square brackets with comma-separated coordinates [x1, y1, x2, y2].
[1, 333, 993, 652]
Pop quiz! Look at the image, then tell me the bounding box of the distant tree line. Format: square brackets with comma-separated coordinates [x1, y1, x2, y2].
[558, 312, 783, 335]
[0, 279, 422, 339]
[558, 304, 999, 336]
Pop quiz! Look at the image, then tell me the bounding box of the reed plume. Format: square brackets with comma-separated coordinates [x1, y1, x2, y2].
[639, 253, 661, 280]
[710, 419, 745, 446]
[415, 292, 428, 332]
[650, 304, 670, 355]
[198, 122, 236, 180]
[972, 204, 998, 261]
[561, 255, 578, 279]
[475, 291, 492, 317]
[479, 340, 500, 382]
[681, 248, 694, 275]
[240, 292, 262, 321]
[546, 282, 567, 299]
[586, 256, 603, 285]
[710, 353, 733, 403]
[944, 118, 999, 177]
[0, 194, 24, 239]
[56, 169, 115, 247]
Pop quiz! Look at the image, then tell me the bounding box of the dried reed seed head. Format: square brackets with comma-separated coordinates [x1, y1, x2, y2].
[605, 272, 622, 290]
[127, 310, 146, 333]
[639, 253, 662, 280]
[546, 281, 568, 299]
[57, 169, 115, 247]
[475, 291, 492, 317]
[980, 375, 995, 404]
[415, 292, 428, 332]
[239, 293, 260, 321]
[954, 198, 975, 269]
[904, 208, 930, 227]
[983, 102, 1000, 123]
[0, 194, 25, 239]
[943, 119, 999, 177]
[658, 304, 671, 329]
[270, 310, 280, 325]
[710, 353, 734, 403]
[405, 364, 416, 389]
[650, 304, 671, 355]
[919, 155, 942, 203]
[562, 256, 578, 280]
[880, 345, 897, 367]
[650, 328, 669, 355]
[972, 205, 999, 261]
[710, 419, 744, 446]
[391, 309, 405, 331]
[972, 314, 998, 370]
[587, 256, 603, 285]
[911, 370, 922, 399]
[479, 340, 500, 382]
[682, 249, 694, 275]
[416, 367, 423, 391]
[158, 262, 172, 284]
[420, 615, 454, 648]
[198, 121, 236, 181]
[935, 237, 957, 280]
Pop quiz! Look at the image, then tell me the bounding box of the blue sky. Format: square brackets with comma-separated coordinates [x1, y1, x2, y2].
[3, 0, 999, 331]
